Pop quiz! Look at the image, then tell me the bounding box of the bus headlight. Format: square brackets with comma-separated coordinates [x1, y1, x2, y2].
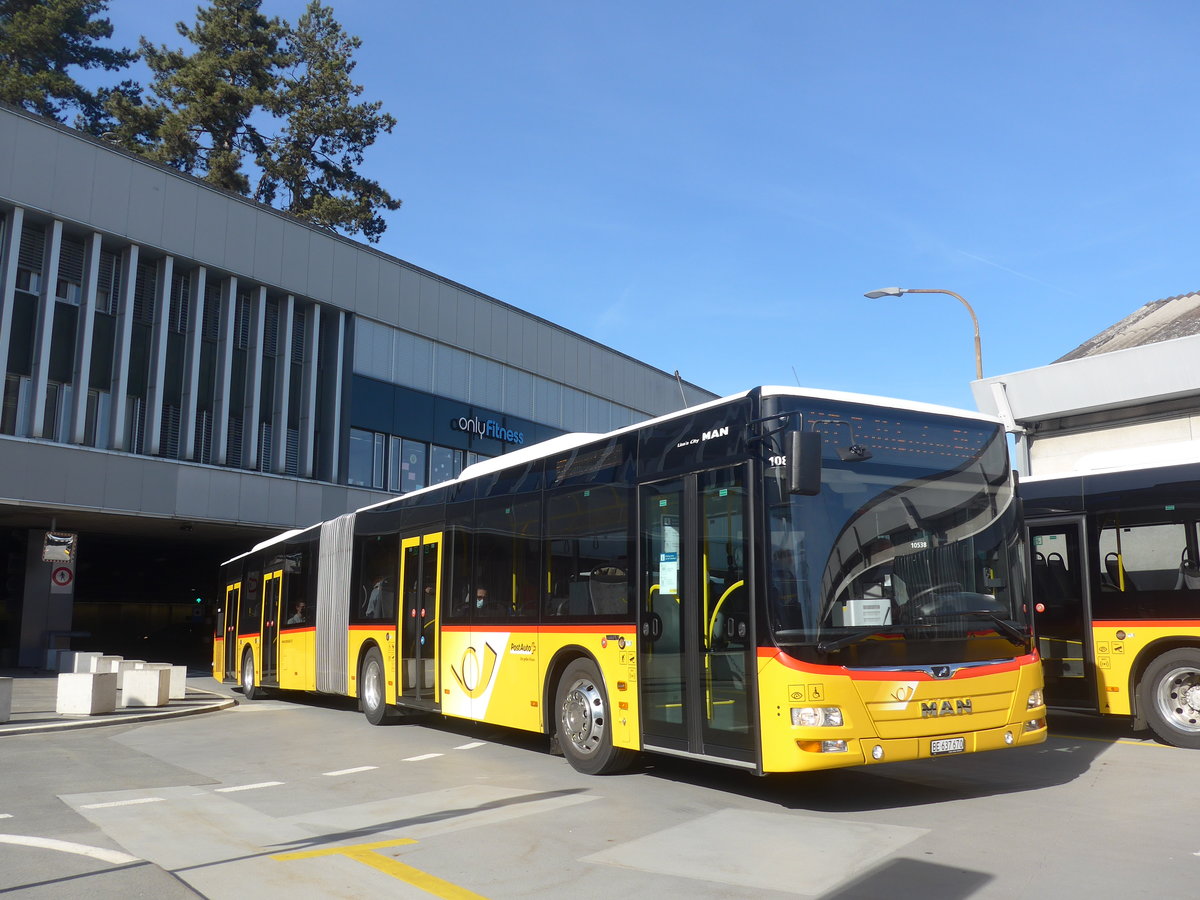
[1027, 689, 1044, 710]
[792, 706, 843, 727]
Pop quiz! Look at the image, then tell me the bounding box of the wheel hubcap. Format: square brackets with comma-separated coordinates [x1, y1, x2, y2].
[364, 662, 380, 710]
[1156, 667, 1200, 733]
[562, 678, 604, 755]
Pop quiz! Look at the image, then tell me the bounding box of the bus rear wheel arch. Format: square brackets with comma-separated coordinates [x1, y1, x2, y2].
[553, 657, 635, 775]
[1138, 647, 1200, 749]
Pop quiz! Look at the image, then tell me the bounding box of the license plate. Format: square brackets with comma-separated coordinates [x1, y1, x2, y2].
[930, 737, 965, 756]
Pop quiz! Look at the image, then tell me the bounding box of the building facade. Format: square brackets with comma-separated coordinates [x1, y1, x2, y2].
[0, 103, 714, 666]
[972, 291, 1200, 477]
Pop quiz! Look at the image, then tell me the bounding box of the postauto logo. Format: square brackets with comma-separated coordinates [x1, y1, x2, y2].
[452, 415, 525, 446]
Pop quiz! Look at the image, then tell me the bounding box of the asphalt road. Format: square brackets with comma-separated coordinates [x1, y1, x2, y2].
[0, 681, 1193, 899]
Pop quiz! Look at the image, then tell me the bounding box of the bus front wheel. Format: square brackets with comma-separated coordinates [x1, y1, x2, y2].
[241, 649, 263, 701]
[1139, 648, 1200, 749]
[360, 647, 396, 726]
[554, 659, 635, 775]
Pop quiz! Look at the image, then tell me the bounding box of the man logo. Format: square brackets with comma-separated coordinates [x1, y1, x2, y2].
[921, 699, 973, 717]
[450, 643, 498, 698]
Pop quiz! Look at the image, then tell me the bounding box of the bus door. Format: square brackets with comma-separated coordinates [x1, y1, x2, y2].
[1028, 518, 1095, 709]
[221, 582, 240, 680]
[259, 570, 283, 685]
[400, 532, 441, 705]
[639, 466, 756, 766]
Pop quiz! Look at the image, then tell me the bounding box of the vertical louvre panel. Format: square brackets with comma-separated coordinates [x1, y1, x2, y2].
[264, 299, 279, 357]
[97, 250, 119, 315]
[291, 307, 305, 364]
[285, 427, 300, 476]
[258, 421, 272, 473]
[195, 409, 212, 464]
[58, 239, 84, 282]
[133, 262, 156, 325]
[235, 292, 251, 349]
[18, 225, 43, 271]
[202, 283, 221, 341]
[227, 414, 243, 467]
[170, 271, 190, 334]
[128, 396, 146, 455]
[160, 403, 181, 458]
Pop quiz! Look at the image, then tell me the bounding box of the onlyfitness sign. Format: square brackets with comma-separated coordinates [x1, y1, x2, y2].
[452, 415, 525, 446]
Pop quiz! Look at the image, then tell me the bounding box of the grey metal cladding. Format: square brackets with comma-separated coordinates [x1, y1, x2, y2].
[305, 230, 336, 300]
[192, 188, 228, 263]
[330, 240, 359, 308]
[11, 115, 57, 207]
[251, 213, 285, 286]
[353, 251, 381, 320]
[50, 137, 96, 223]
[161, 176, 199, 258]
[222, 202, 257, 275]
[0, 115, 16, 197]
[126, 164, 167, 246]
[280, 222, 310, 288]
[86, 150, 133, 235]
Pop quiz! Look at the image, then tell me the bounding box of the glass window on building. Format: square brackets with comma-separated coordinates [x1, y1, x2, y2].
[348, 427, 377, 488]
[429, 445, 462, 486]
[401, 439, 428, 492]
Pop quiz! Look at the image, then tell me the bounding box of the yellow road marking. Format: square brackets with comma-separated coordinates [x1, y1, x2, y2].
[274, 838, 487, 899]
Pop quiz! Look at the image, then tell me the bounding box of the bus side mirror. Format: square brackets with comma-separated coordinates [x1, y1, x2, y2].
[789, 431, 822, 495]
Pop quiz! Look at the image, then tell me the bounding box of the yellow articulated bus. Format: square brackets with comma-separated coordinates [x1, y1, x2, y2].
[215, 386, 1046, 775]
[1024, 457, 1200, 748]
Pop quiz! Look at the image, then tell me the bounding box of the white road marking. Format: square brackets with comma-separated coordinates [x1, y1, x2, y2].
[81, 797, 166, 810]
[402, 753, 443, 762]
[0, 834, 139, 865]
[454, 742, 485, 750]
[323, 766, 378, 777]
[215, 781, 284, 793]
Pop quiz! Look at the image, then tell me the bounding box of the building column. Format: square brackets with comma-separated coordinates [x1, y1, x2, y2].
[108, 243, 138, 450]
[68, 232, 102, 445]
[211, 275, 236, 465]
[179, 266, 206, 460]
[0, 206, 25, 385]
[272, 294, 295, 474]
[298, 302, 320, 478]
[144, 255, 174, 455]
[28, 219, 63, 438]
[241, 285, 265, 470]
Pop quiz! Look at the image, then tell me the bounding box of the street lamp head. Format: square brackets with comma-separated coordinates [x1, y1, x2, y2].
[863, 287, 906, 299]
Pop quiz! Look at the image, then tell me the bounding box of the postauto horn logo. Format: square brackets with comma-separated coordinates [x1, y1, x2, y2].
[452, 414, 525, 446]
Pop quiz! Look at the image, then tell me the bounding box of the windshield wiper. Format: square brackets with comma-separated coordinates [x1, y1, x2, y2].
[914, 610, 1027, 646]
[817, 624, 908, 654]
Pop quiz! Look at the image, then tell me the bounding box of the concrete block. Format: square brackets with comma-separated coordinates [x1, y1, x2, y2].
[0, 677, 11, 724]
[117, 659, 145, 689]
[92, 655, 122, 674]
[169, 665, 187, 700]
[55, 649, 76, 672]
[56, 672, 118, 715]
[72, 652, 102, 673]
[120, 667, 170, 707]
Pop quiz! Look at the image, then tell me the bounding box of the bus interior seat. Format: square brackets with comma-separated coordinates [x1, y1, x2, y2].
[588, 565, 628, 615]
[1175, 549, 1200, 590]
[1104, 552, 1138, 591]
[1045, 552, 1075, 597]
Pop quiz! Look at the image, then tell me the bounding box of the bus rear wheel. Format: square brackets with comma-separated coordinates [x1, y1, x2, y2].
[1139, 648, 1200, 749]
[555, 659, 635, 775]
[360, 647, 396, 725]
[241, 649, 263, 700]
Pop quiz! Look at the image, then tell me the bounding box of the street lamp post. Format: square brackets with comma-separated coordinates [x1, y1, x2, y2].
[863, 287, 983, 380]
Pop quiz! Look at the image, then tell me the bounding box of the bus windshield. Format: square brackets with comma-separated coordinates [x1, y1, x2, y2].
[764, 399, 1028, 665]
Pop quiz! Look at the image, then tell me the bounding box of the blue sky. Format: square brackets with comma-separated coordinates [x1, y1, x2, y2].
[88, 1, 1200, 409]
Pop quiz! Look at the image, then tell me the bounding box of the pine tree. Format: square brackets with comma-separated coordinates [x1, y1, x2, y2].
[107, 0, 288, 195]
[255, 1, 400, 242]
[0, 0, 134, 124]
